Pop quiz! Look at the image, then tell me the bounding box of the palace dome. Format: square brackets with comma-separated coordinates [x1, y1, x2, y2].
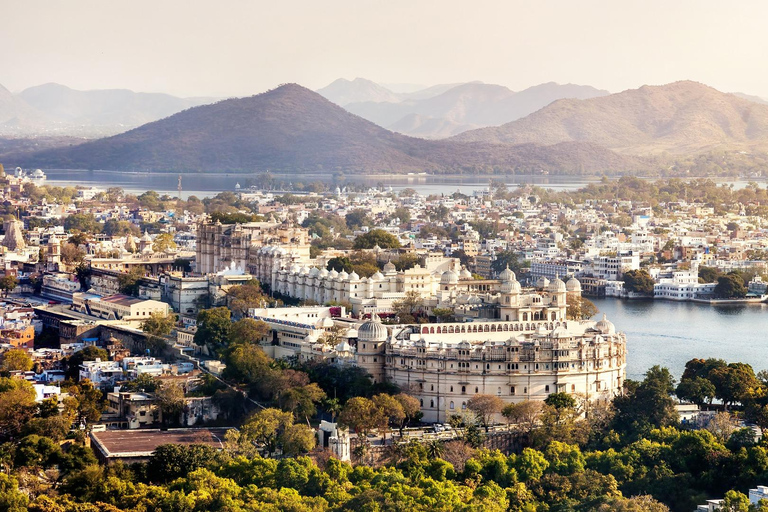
[440, 269, 459, 284]
[371, 271, 385, 281]
[383, 260, 396, 272]
[459, 267, 473, 280]
[595, 314, 615, 335]
[498, 265, 516, 282]
[548, 276, 567, 293]
[358, 314, 388, 342]
[566, 277, 582, 292]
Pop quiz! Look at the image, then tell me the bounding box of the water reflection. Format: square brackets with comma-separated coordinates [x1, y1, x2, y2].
[592, 298, 768, 380]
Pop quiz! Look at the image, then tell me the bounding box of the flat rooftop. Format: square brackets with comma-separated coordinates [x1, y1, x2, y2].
[91, 428, 232, 458]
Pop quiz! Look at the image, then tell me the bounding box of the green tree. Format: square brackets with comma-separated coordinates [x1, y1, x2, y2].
[62, 380, 103, 427]
[467, 394, 504, 431]
[353, 229, 401, 249]
[63, 213, 102, 233]
[339, 397, 383, 438]
[0, 349, 32, 372]
[280, 424, 317, 456]
[345, 209, 371, 229]
[156, 382, 186, 427]
[152, 233, 177, 253]
[141, 312, 177, 352]
[194, 307, 232, 354]
[622, 269, 655, 294]
[117, 266, 145, 296]
[612, 365, 678, 438]
[0, 473, 28, 511]
[566, 296, 599, 320]
[714, 273, 748, 298]
[63, 345, 109, 381]
[230, 318, 270, 345]
[147, 443, 221, 483]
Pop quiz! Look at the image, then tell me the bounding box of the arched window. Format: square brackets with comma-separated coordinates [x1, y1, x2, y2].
[474, 386, 479, 393]
[422, 327, 428, 334]
[430, 400, 434, 408]
[450, 401, 455, 409]
[461, 386, 466, 394]
[462, 402, 467, 409]
[450, 386, 454, 392]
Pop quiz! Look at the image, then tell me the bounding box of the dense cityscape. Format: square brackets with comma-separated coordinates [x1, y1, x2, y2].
[0, 164, 760, 510]
[9, 2, 768, 511]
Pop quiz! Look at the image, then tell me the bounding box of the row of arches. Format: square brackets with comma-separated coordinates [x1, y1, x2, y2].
[421, 321, 560, 335]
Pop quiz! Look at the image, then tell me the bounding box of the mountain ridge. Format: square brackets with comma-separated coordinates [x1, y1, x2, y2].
[453, 80, 768, 154]
[7, 83, 648, 175]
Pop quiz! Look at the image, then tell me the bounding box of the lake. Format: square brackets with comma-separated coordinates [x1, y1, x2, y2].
[43, 169, 768, 199]
[591, 298, 768, 381]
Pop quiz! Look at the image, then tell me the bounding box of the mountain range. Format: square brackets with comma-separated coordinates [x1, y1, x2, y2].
[7, 84, 647, 174]
[0, 83, 216, 136]
[316, 78, 610, 138]
[7, 79, 768, 176]
[452, 81, 768, 155]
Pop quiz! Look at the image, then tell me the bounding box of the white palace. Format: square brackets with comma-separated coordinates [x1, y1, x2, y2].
[248, 267, 627, 424]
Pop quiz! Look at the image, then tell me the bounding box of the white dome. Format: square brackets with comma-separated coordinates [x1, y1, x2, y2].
[548, 277, 567, 293]
[595, 314, 615, 335]
[329, 269, 339, 279]
[536, 276, 550, 289]
[339, 270, 349, 280]
[349, 271, 360, 281]
[501, 279, 521, 294]
[358, 314, 388, 342]
[309, 267, 319, 277]
[459, 267, 473, 279]
[566, 277, 582, 292]
[383, 260, 396, 272]
[498, 265, 516, 282]
[440, 269, 459, 284]
[319, 268, 330, 278]
[371, 271, 385, 281]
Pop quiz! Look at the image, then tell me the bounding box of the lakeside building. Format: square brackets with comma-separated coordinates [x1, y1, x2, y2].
[254, 271, 626, 423]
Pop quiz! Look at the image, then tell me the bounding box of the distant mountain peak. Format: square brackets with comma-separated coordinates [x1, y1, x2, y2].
[453, 80, 768, 154]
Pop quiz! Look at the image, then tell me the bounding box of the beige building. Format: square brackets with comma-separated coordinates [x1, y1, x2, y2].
[72, 293, 170, 323]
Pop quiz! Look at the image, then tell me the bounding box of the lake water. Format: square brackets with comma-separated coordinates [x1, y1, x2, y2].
[591, 298, 768, 381]
[42, 169, 768, 199]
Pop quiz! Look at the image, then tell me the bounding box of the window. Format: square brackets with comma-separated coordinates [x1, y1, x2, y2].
[450, 386, 453, 392]
[510, 386, 515, 395]
[450, 401, 454, 409]
[461, 386, 466, 394]
[474, 386, 479, 393]
[545, 385, 550, 393]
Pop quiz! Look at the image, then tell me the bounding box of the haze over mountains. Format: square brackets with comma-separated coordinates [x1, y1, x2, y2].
[316, 78, 610, 138]
[9, 84, 647, 174]
[0, 83, 216, 136]
[453, 81, 768, 155]
[6, 79, 768, 176]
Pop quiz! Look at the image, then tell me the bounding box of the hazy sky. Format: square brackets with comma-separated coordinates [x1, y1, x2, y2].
[3, 0, 768, 98]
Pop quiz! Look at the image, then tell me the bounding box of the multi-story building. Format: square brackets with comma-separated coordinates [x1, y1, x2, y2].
[263, 269, 626, 424]
[196, 220, 310, 275]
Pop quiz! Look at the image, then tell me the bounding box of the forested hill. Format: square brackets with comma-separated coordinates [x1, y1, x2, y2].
[8, 84, 649, 175]
[454, 81, 768, 155]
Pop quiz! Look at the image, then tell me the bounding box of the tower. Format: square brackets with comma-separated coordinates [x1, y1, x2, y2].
[176, 175, 183, 220]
